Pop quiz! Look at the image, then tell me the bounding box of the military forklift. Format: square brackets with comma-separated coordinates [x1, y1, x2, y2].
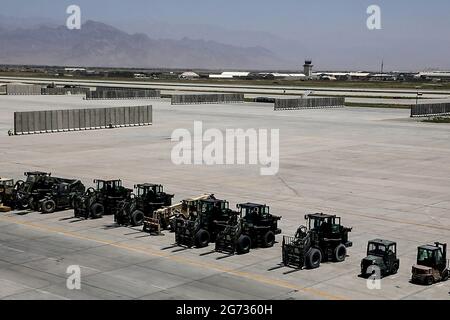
[281, 213, 352, 269]
[0, 177, 15, 212]
[115, 183, 174, 227]
[73, 179, 132, 219]
[214, 203, 282, 255]
[411, 242, 449, 285]
[12, 172, 53, 210]
[360, 239, 400, 278]
[37, 180, 85, 214]
[174, 198, 234, 248]
[0, 177, 15, 204]
[143, 194, 214, 234]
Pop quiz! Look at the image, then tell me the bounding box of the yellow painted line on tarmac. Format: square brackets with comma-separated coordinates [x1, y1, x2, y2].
[0, 215, 346, 300]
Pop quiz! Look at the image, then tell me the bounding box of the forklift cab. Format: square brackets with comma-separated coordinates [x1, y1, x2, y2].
[52, 183, 71, 195]
[0, 178, 14, 189]
[305, 213, 341, 234]
[0, 178, 15, 202]
[200, 199, 229, 214]
[94, 179, 122, 192]
[238, 203, 270, 222]
[24, 172, 51, 183]
[197, 199, 230, 222]
[417, 244, 446, 270]
[135, 184, 163, 197]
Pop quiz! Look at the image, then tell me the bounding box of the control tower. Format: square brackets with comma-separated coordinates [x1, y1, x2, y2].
[303, 60, 313, 77]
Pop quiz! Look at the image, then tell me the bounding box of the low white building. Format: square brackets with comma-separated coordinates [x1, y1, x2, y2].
[271, 73, 306, 80]
[415, 71, 450, 80]
[209, 71, 249, 79]
[179, 71, 200, 79]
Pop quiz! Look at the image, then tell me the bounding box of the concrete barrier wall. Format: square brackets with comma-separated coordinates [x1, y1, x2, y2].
[41, 87, 90, 95]
[14, 105, 152, 135]
[274, 97, 345, 110]
[6, 84, 42, 95]
[86, 89, 160, 100]
[410, 103, 450, 117]
[171, 93, 244, 105]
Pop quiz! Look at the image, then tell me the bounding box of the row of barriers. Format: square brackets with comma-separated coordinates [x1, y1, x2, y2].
[85, 89, 160, 100]
[13, 105, 152, 135]
[274, 97, 346, 110]
[41, 87, 90, 95]
[410, 103, 450, 117]
[6, 84, 42, 95]
[171, 93, 244, 105]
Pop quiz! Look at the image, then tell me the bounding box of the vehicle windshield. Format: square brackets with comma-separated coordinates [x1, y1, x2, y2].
[368, 243, 387, 256]
[241, 205, 265, 219]
[417, 248, 436, 266]
[137, 187, 146, 196]
[97, 181, 105, 190]
[310, 217, 335, 230]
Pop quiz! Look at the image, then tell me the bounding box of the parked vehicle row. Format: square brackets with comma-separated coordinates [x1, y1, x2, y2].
[0, 171, 448, 286]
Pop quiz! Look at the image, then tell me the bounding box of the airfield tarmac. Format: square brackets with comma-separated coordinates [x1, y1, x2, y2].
[0, 94, 449, 300]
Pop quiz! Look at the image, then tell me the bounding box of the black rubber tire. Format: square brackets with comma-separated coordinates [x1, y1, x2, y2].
[426, 276, 434, 286]
[262, 231, 276, 248]
[442, 270, 449, 281]
[306, 248, 322, 269]
[28, 197, 37, 211]
[195, 229, 210, 248]
[17, 193, 30, 210]
[41, 199, 56, 214]
[237, 235, 252, 254]
[131, 210, 144, 226]
[391, 262, 399, 275]
[90, 203, 104, 219]
[333, 244, 347, 262]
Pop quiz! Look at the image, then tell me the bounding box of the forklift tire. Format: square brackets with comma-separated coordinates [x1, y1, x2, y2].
[426, 277, 434, 286]
[391, 262, 399, 275]
[237, 235, 251, 254]
[28, 197, 37, 211]
[442, 270, 449, 281]
[90, 203, 104, 219]
[306, 248, 322, 269]
[195, 229, 210, 248]
[333, 244, 347, 262]
[131, 210, 144, 226]
[41, 199, 56, 214]
[262, 231, 276, 248]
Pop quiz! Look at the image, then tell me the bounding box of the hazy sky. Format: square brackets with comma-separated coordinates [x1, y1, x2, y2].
[1, 0, 450, 70]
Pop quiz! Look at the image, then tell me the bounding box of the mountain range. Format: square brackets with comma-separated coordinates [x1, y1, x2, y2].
[0, 20, 289, 69]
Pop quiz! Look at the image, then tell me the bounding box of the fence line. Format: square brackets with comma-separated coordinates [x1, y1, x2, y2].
[41, 87, 90, 95]
[274, 97, 345, 110]
[171, 93, 244, 105]
[6, 84, 42, 95]
[86, 89, 160, 100]
[410, 103, 450, 117]
[14, 105, 152, 135]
